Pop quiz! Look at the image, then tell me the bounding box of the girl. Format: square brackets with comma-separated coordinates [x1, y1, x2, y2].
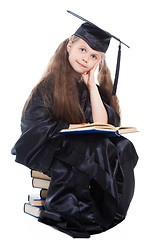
[12, 12, 138, 238]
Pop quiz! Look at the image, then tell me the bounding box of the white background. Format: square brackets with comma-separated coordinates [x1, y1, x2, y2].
[1, 0, 160, 239]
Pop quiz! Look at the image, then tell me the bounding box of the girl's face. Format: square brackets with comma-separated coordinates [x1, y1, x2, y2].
[67, 38, 103, 74]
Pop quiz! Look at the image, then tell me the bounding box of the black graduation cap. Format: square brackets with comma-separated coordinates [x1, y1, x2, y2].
[67, 10, 130, 95]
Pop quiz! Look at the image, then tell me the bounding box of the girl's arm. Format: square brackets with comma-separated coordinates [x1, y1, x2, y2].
[88, 83, 108, 124]
[82, 62, 108, 124]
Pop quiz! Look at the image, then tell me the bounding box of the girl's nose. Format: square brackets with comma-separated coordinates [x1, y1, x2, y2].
[82, 55, 89, 63]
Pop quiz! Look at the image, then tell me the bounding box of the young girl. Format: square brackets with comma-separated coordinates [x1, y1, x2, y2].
[12, 12, 138, 238]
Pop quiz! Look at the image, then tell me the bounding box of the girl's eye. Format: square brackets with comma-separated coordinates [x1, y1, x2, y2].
[80, 48, 86, 53]
[91, 55, 97, 60]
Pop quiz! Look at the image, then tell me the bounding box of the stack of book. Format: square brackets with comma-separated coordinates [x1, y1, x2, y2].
[24, 170, 51, 218]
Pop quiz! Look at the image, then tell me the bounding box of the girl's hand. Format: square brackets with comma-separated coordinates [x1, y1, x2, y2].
[82, 61, 100, 89]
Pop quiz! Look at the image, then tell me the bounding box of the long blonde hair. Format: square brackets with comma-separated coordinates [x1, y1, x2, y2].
[23, 36, 120, 123]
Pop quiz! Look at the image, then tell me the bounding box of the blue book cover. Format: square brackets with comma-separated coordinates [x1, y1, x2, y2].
[60, 128, 119, 137]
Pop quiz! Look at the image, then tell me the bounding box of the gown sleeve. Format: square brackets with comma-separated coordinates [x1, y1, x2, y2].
[11, 85, 69, 173]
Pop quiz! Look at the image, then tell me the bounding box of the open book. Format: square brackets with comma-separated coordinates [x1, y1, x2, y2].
[60, 123, 138, 137]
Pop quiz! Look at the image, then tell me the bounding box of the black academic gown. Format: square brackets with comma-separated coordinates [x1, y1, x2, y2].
[12, 80, 138, 238]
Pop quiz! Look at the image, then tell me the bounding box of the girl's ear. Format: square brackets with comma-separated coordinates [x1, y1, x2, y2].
[66, 41, 72, 53]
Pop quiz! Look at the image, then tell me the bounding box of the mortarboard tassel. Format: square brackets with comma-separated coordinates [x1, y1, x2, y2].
[112, 42, 121, 95]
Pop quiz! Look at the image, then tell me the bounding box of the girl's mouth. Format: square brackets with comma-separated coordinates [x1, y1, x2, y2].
[77, 61, 87, 68]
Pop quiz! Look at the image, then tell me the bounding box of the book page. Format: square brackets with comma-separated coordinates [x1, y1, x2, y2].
[67, 123, 116, 130]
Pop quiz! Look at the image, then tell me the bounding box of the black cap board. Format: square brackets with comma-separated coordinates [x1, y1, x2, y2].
[67, 10, 130, 95]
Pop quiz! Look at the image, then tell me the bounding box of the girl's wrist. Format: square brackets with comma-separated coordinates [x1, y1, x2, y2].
[88, 82, 97, 91]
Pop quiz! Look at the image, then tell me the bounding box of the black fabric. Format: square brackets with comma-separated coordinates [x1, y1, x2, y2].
[74, 22, 111, 53]
[11, 80, 120, 173]
[12, 80, 138, 238]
